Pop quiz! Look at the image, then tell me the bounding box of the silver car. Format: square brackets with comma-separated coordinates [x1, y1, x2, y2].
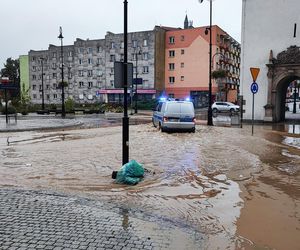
[152, 100, 196, 132]
[212, 102, 240, 115]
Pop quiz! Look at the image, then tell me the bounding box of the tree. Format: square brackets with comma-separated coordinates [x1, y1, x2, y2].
[1, 58, 20, 98]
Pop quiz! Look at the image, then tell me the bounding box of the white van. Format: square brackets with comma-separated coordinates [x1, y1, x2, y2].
[152, 99, 196, 132]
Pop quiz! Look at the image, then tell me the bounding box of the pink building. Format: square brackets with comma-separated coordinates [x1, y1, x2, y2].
[165, 19, 240, 108]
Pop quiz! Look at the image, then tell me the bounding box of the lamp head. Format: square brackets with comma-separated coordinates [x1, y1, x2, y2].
[58, 26, 64, 39]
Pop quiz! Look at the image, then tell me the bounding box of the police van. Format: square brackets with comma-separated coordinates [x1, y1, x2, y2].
[152, 98, 196, 132]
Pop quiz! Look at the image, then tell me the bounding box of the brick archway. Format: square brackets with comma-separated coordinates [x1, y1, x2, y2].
[266, 46, 300, 122]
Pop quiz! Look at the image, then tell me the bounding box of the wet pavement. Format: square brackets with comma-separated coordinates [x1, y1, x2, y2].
[0, 112, 300, 249]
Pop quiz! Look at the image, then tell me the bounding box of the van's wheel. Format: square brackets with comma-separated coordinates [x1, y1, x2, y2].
[152, 118, 156, 127]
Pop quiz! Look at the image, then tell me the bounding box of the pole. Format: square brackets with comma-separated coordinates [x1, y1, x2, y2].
[41, 58, 45, 110]
[252, 93, 254, 136]
[293, 81, 297, 114]
[122, 0, 129, 165]
[135, 50, 138, 114]
[5, 89, 8, 124]
[58, 27, 66, 118]
[207, 0, 213, 126]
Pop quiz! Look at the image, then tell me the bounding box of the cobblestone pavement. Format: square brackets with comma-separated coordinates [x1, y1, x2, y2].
[0, 189, 203, 250]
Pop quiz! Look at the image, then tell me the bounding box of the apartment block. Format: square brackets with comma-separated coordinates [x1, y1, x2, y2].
[165, 18, 240, 108]
[26, 27, 168, 106]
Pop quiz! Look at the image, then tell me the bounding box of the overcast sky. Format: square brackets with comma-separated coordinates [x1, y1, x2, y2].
[0, 0, 242, 68]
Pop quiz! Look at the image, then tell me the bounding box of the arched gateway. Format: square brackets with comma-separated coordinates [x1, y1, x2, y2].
[266, 46, 300, 122]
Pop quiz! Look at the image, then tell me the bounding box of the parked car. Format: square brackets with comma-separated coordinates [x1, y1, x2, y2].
[152, 98, 196, 132]
[212, 102, 240, 115]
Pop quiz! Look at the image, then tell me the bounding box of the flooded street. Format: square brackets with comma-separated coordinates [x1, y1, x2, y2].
[0, 122, 299, 249]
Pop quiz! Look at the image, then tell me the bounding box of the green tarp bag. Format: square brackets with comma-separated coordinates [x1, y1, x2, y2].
[113, 160, 144, 185]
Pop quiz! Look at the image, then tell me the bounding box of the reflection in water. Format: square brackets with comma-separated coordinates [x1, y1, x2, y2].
[272, 123, 300, 135]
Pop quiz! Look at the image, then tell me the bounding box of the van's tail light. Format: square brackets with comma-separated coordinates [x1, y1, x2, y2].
[193, 117, 196, 123]
[163, 116, 168, 122]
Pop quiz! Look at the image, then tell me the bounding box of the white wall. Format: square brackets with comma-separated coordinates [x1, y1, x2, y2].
[240, 0, 300, 120]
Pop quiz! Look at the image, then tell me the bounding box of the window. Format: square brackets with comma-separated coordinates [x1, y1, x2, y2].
[110, 55, 115, 62]
[97, 70, 103, 76]
[169, 77, 175, 84]
[111, 42, 115, 49]
[132, 53, 137, 61]
[169, 36, 175, 44]
[169, 50, 175, 57]
[32, 56, 36, 62]
[181, 35, 185, 41]
[39, 85, 42, 91]
[120, 54, 124, 61]
[132, 40, 137, 48]
[79, 59, 82, 65]
[181, 76, 184, 81]
[53, 83, 57, 89]
[32, 84, 36, 90]
[143, 66, 149, 74]
[110, 68, 114, 75]
[33, 94, 37, 99]
[142, 52, 149, 60]
[110, 80, 114, 86]
[52, 63, 56, 69]
[88, 58, 93, 64]
[39, 94, 42, 99]
[97, 46, 101, 53]
[32, 66, 36, 72]
[88, 81, 93, 88]
[32, 75, 36, 80]
[181, 62, 184, 68]
[79, 81, 84, 88]
[121, 42, 124, 49]
[87, 70, 93, 77]
[46, 94, 50, 100]
[68, 51, 73, 57]
[52, 73, 57, 79]
[169, 63, 175, 71]
[78, 70, 84, 77]
[97, 58, 101, 65]
[52, 52, 56, 58]
[53, 94, 57, 99]
[133, 66, 137, 74]
[143, 39, 148, 46]
[181, 49, 185, 55]
[88, 48, 93, 54]
[142, 79, 149, 87]
[46, 84, 50, 90]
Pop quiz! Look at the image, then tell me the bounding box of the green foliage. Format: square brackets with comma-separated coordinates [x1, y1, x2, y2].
[1, 58, 20, 85]
[99, 103, 123, 113]
[212, 70, 227, 79]
[19, 82, 31, 115]
[1, 105, 17, 114]
[65, 97, 75, 112]
[135, 99, 157, 110]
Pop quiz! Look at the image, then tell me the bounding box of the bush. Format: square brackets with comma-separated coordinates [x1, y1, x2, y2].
[1, 105, 17, 114]
[65, 97, 75, 112]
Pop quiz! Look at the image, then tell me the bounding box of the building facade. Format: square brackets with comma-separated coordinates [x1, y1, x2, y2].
[26, 27, 168, 106]
[240, 0, 300, 122]
[165, 21, 240, 108]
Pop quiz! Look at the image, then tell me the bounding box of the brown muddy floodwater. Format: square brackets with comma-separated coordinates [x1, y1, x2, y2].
[1, 123, 299, 250]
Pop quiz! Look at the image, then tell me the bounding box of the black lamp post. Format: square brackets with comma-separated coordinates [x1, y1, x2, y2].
[134, 47, 142, 114]
[58, 26, 66, 118]
[199, 0, 213, 126]
[40, 57, 45, 110]
[122, 0, 129, 165]
[293, 80, 297, 114]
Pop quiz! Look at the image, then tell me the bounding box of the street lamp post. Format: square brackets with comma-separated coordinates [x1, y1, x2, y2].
[199, 0, 213, 125]
[58, 26, 66, 118]
[122, 0, 129, 165]
[40, 57, 45, 110]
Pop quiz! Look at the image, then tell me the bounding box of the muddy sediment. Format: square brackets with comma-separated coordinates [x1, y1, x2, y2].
[0, 123, 299, 249]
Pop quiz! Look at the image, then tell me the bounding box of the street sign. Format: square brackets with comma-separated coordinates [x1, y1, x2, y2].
[114, 61, 133, 88]
[250, 67, 260, 82]
[133, 78, 143, 85]
[250, 82, 259, 94]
